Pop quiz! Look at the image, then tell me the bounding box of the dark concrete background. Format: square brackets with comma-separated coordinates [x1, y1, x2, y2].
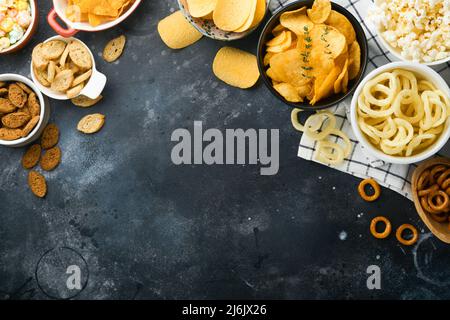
[1, 1, 450, 300]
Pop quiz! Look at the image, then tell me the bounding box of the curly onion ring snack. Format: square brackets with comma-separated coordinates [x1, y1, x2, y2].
[370, 216, 392, 239]
[358, 178, 381, 202]
[396, 224, 418, 246]
[291, 109, 352, 165]
[356, 68, 450, 157]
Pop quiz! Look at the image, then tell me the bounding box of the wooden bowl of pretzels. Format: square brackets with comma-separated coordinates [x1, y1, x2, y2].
[412, 157, 450, 244]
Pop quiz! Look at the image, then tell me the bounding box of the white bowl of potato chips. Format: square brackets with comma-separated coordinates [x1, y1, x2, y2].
[30, 36, 106, 101]
[350, 62, 450, 164]
[178, 0, 270, 40]
[48, 0, 142, 37]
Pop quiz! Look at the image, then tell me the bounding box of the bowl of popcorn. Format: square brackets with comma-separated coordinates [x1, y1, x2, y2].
[0, 0, 38, 55]
[368, 0, 450, 66]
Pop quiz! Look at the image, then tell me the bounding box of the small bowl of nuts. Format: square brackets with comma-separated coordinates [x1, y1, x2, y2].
[30, 36, 107, 100]
[0, 74, 49, 148]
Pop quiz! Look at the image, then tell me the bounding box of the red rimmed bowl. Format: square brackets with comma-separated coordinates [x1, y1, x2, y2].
[0, 0, 39, 55]
[47, 0, 142, 37]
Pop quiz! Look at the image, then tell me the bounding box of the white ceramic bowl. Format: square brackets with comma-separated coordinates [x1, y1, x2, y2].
[376, 33, 450, 67]
[30, 36, 106, 101]
[178, 0, 271, 41]
[350, 62, 450, 165]
[0, 74, 50, 148]
[48, 0, 142, 37]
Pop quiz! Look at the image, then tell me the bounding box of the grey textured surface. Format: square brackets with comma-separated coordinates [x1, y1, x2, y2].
[1, 1, 450, 300]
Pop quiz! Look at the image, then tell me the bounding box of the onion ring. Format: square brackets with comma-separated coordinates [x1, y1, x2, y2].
[370, 216, 392, 239]
[396, 224, 418, 246]
[358, 178, 381, 202]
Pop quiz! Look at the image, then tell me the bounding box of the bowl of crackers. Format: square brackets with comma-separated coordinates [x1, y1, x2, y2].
[412, 157, 450, 244]
[178, 0, 270, 41]
[257, 0, 368, 110]
[0, 74, 49, 147]
[30, 36, 106, 101]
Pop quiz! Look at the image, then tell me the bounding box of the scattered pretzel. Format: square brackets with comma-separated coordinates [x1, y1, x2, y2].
[370, 216, 392, 239]
[396, 224, 418, 246]
[358, 178, 381, 202]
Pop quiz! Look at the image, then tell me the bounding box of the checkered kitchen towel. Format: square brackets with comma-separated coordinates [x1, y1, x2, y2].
[270, 0, 450, 200]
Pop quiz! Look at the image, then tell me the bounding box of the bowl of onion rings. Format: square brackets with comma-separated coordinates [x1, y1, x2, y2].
[350, 62, 450, 164]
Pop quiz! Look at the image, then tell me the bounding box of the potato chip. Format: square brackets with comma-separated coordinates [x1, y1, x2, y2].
[212, 47, 259, 89]
[249, 0, 266, 29]
[266, 31, 293, 53]
[266, 30, 288, 47]
[234, 0, 258, 32]
[158, 11, 203, 49]
[213, 0, 255, 32]
[274, 83, 303, 102]
[325, 10, 356, 44]
[263, 52, 275, 66]
[298, 84, 312, 98]
[266, 67, 283, 82]
[186, 0, 217, 18]
[67, 0, 133, 26]
[311, 64, 341, 104]
[342, 68, 349, 93]
[334, 58, 348, 94]
[310, 24, 346, 59]
[307, 0, 331, 23]
[269, 49, 311, 87]
[280, 7, 314, 35]
[272, 24, 285, 36]
[348, 40, 361, 80]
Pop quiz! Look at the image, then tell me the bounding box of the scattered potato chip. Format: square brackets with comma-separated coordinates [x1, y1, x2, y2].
[213, 0, 255, 31]
[325, 10, 355, 44]
[77, 113, 106, 134]
[274, 82, 303, 102]
[71, 95, 103, 108]
[103, 35, 127, 63]
[307, 0, 331, 23]
[280, 7, 314, 35]
[348, 40, 361, 80]
[212, 47, 259, 89]
[187, 0, 217, 18]
[158, 11, 203, 49]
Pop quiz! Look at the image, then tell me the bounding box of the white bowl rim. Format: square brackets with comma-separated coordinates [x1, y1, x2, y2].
[52, 0, 142, 32]
[375, 27, 450, 67]
[0, 74, 46, 146]
[30, 35, 98, 101]
[350, 61, 450, 164]
[0, 0, 37, 54]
